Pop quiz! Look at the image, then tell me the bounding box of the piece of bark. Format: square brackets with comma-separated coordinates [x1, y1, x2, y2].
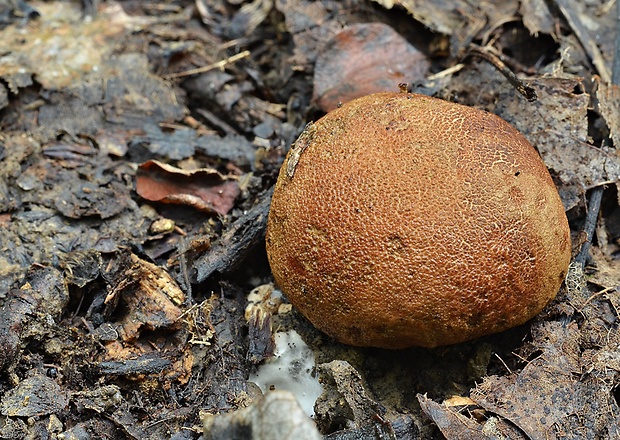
[192, 187, 273, 283]
[98, 354, 172, 376]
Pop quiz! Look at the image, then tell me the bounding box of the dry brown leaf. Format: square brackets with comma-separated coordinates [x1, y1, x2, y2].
[136, 160, 240, 216]
[443, 395, 477, 407]
[105, 253, 185, 341]
[313, 23, 429, 111]
[418, 395, 490, 439]
[274, 0, 350, 69]
[418, 394, 525, 439]
[471, 321, 620, 439]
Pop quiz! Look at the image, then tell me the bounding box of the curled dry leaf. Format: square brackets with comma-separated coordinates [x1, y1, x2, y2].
[104, 253, 186, 341]
[313, 22, 429, 112]
[136, 160, 240, 216]
[417, 395, 488, 438]
[519, 0, 555, 36]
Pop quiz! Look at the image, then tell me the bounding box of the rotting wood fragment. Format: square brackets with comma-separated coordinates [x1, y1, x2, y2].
[98, 354, 172, 376]
[198, 287, 255, 413]
[245, 284, 280, 364]
[192, 187, 274, 283]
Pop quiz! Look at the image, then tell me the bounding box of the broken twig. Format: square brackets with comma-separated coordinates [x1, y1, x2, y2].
[467, 44, 537, 101]
[164, 50, 250, 79]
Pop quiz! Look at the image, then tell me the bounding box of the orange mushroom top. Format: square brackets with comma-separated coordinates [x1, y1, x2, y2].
[266, 92, 571, 349]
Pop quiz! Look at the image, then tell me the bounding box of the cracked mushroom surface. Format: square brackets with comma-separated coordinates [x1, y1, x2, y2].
[266, 92, 571, 349]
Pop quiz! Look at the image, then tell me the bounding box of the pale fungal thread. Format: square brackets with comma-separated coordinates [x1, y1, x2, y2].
[286, 122, 315, 179]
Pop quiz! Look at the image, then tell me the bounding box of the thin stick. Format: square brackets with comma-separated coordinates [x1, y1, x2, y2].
[426, 64, 465, 80]
[574, 186, 604, 268]
[467, 44, 537, 102]
[164, 50, 251, 79]
[494, 353, 513, 374]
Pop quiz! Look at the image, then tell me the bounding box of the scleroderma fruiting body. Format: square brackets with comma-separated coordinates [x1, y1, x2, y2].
[266, 92, 572, 349]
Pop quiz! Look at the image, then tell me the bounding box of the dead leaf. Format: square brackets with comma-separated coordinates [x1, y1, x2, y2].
[471, 321, 620, 439]
[274, 0, 349, 69]
[136, 160, 239, 216]
[418, 395, 496, 440]
[519, 0, 555, 37]
[313, 23, 429, 111]
[443, 395, 477, 407]
[105, 253, 186, 341]
[315, 360, 384, 432]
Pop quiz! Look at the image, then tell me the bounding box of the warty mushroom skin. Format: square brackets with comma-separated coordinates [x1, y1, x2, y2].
[266, 92, 572, 349]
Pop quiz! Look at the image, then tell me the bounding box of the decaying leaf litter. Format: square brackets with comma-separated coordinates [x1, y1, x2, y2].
[0, 0, 619, 438]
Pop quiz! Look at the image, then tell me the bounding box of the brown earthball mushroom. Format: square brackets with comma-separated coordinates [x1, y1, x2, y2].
[265, 92, 572, 349]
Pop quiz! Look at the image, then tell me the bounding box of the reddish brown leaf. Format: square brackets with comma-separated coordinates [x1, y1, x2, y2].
[136, 160, 239, 216]
[313, 23, 429, 111]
